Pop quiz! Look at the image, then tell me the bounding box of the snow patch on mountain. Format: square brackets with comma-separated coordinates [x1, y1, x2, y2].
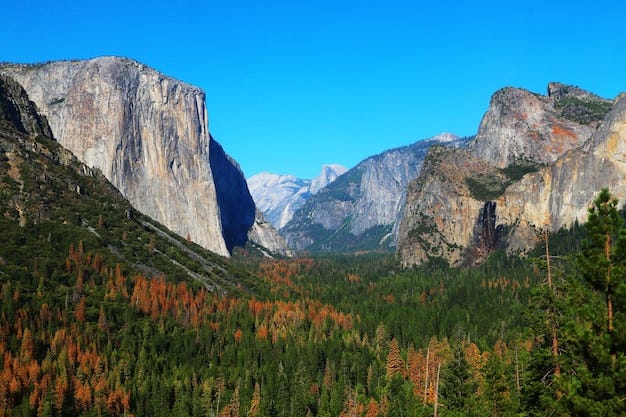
[248, 164, 347, 230]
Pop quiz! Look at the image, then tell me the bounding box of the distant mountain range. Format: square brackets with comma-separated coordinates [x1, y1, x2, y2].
[278, 133, 471, 253]
[247, 164, 347, 230]
[2, 56, 624, 266]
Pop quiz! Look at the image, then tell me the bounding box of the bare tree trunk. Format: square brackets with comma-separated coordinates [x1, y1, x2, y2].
[546, 230, 560, 375]
[515, 345, 520, 393]
[433, 362, 441, 417]
[424, 347, 430, 403]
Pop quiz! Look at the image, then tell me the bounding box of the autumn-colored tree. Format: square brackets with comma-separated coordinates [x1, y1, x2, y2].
[219, 385, 239, 417]
[364, 397, 379, 417]
[385, 337, 406, 378]
[247, 382, 261, 417]
[233, 328, 243, 343]
[74, 296, 87, 323]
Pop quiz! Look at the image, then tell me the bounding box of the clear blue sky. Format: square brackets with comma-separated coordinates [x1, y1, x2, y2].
[3, 1, 625, 179]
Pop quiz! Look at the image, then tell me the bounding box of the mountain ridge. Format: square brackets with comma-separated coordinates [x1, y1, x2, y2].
[281, 133, 470, 253]
[0, 57, 290, 257]
[397, 83, 619, 267]
[247, 163, 347, 230]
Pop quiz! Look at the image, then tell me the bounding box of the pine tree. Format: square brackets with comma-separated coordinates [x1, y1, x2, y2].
[524, 189, 626, 416]
[579, 188, 626, 358]
[440, 344, 478, 416]
[385, 338, 405, 378]
[558, 189, 626, 415]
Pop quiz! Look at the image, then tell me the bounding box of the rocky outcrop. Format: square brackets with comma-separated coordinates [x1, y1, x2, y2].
[247, 210, 294, 257]
[496, 92, 626, 254]
[397, 83, 618, 267]
[247, 164, 347, 230]
[396, 146, 498, 266]
[283, 133, 470, 252]
[0, 57, 244, 257]
[0, 75, 51, 137]
[469, 86, 602, 168]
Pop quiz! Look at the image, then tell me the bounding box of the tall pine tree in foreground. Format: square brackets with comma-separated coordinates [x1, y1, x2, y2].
[525, 189, 626, 416]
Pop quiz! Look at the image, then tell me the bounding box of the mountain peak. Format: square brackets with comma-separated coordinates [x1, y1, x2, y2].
[310, 164, 347, 194]
[248, 164, 346, 230]
[547, 81, 609, 102]
[432, 132, 460, 143]
[469, 83, 609, 168]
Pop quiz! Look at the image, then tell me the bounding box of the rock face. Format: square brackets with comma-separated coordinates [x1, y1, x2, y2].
[0, 75, 52, 138]
[247, 210, 294, 257]
[397, 84, 618, 267]
[282, 133, 470, 252]
[208, 136, 256, 252]
[469, 85, 606, 167]
[497, 92, 626, 254]
[247, 164, 347, 230]
[0, 57, 289, 257]
[396, 146, 500, 266]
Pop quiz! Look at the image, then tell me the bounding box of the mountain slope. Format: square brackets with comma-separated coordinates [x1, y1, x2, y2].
[282, 133, 470, 252]
[397, 83, 616, 266]
[247, 164, 347, 230]
[0, 73, 250, 293]
[0, 57, 289, 257]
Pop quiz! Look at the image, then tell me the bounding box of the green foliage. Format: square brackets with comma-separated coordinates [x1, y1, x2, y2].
[523, 189, 626, 416]
[555, 96, 613, 125]
[440, 346, 479, 415]
[4, 103, 626, 415]
[500, 159, 540, 182]
[307, 223, 394, 253]
[465, 159, 540, 202]
[465, 174, 508, 202]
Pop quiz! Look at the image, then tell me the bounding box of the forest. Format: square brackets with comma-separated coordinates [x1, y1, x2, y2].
[0, 188, 625, 417]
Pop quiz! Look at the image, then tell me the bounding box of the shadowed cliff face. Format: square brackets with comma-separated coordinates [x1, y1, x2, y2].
[0, 75, 52, 138]
[464, 202, 502, 266]
[208, 136, 255, 252]
[0, 58, 232, 256]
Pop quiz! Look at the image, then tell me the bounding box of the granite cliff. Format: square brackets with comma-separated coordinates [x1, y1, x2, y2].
[0, 57, 289, 257]
[0, 73, 247, 292]
[282, 133, 470, 252]
[397, 83, 618, 267]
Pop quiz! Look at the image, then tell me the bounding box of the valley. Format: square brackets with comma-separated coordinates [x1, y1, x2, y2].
[0, 58, 625, 416]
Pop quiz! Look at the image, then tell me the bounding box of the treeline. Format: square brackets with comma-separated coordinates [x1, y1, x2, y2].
[0, 244, 530, 417]
[1, 190, 625, 416]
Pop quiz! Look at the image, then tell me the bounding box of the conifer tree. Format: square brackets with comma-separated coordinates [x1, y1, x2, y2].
[440, 344, 478, 416]
[579, 188, 626, 358]
[558, 188, 626, 415]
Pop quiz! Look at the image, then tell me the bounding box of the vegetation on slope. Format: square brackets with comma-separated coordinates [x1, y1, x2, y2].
[1, 80, 625, 416]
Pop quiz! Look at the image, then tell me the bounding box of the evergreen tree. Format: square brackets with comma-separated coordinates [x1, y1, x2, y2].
[579, 189, 626, 357]
[440, 345, 478, 416]
[524, 189, 626, 416]
[558, 189, 626, 415]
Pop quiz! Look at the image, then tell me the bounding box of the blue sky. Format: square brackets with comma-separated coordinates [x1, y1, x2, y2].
[3, 1, 625, 179]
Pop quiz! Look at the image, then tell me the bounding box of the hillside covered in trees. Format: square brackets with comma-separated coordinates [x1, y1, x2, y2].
[1, 66, 625, 417]
[2, 187, 625, 416]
